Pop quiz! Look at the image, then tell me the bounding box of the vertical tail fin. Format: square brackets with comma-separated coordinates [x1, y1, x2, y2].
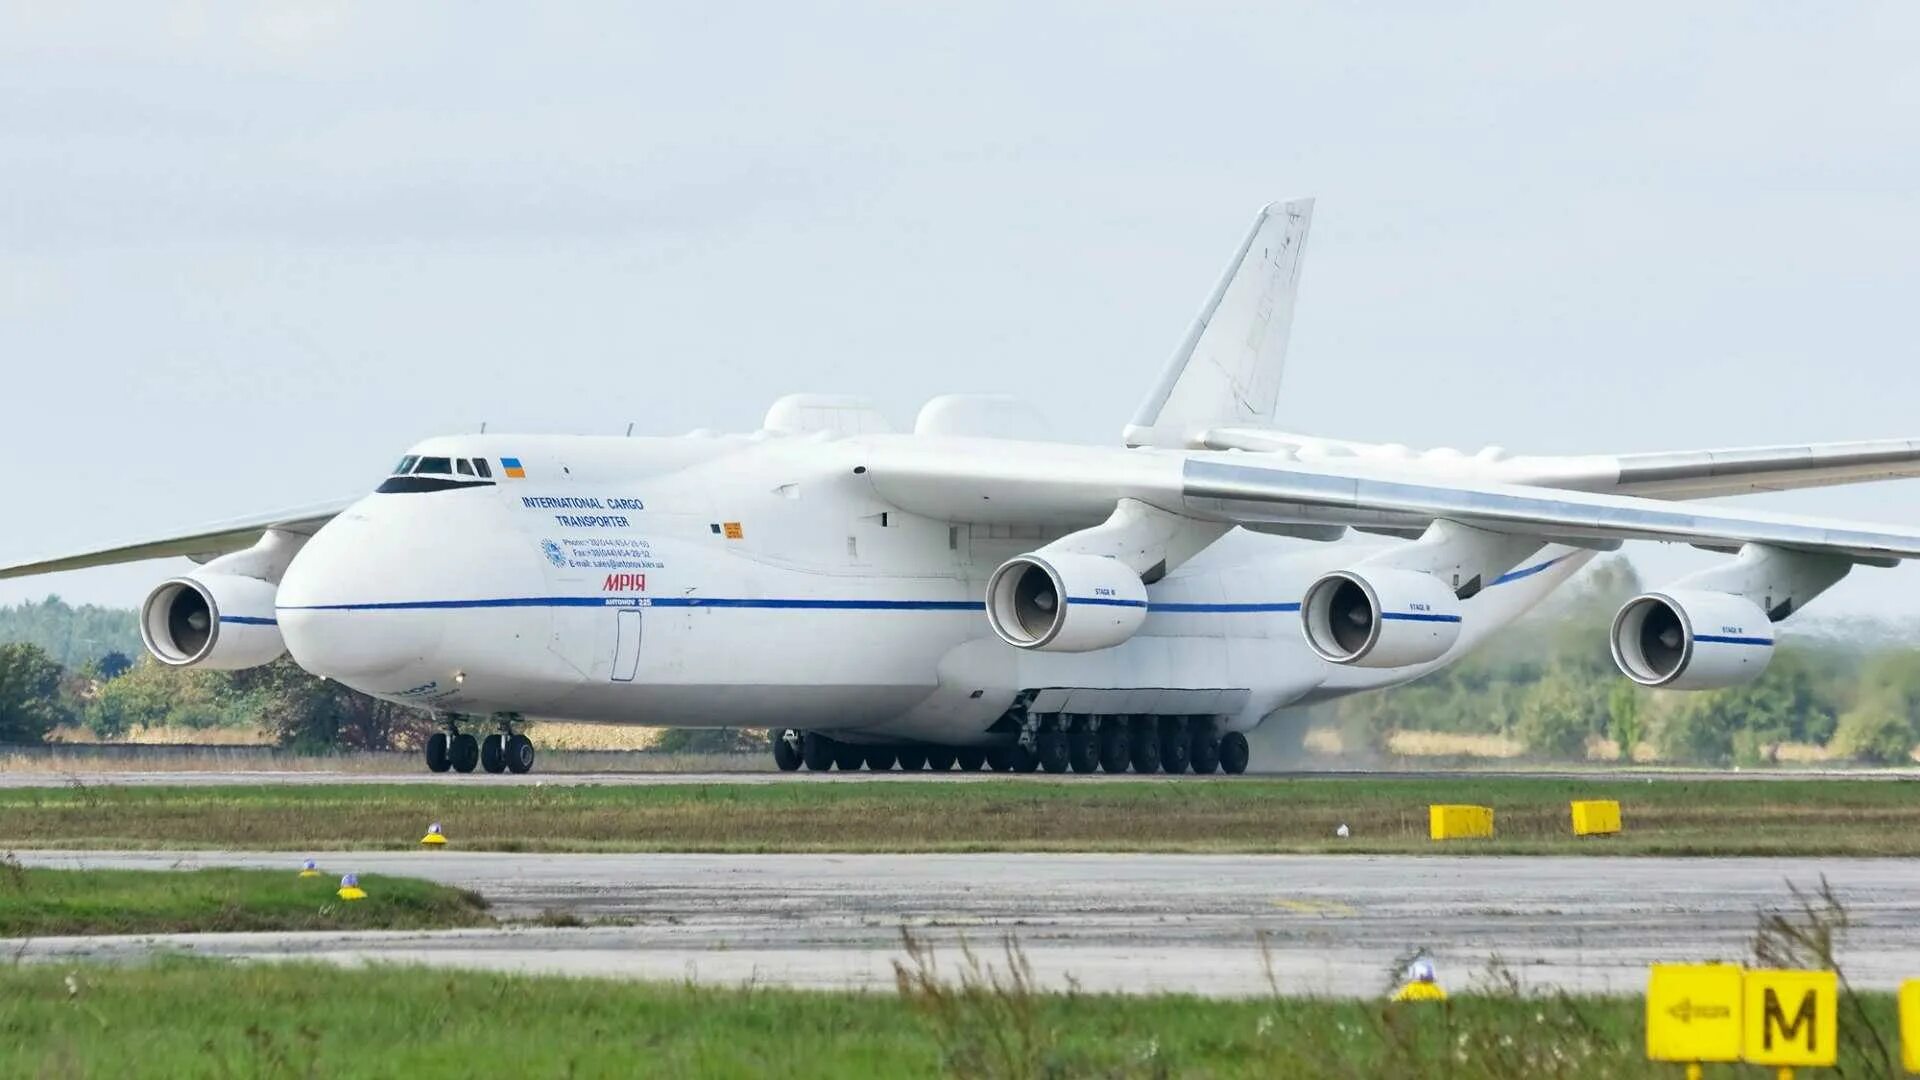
[1124, 198, 1314, 447]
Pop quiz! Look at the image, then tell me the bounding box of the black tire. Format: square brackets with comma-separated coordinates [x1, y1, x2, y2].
[834, 742, 868, 771]
[927, 747, 958, 772]
[896, 748, 927, 771]
[506, 734, 535, 774]
[480, 733, 507, 774]
[1189, 726, 1221, 775]
[1067, 724, 1100, 773]
[425, 732, 451, 773]
[1158, 717, 1191, 775]
[1009, 744, 1039, 774]
[772, 730, 803, 771]
[1036, 730, 1071, 774]
[1097, 721, 1131, 773]
[802, 732, 836, 771]
[956, 749, 986, 772]
[864, 747, 898, 772]
[1128, 717, 1161, 774]
[985, 748, 1014, 772]
[450, 733, 480, 774]
[1220, 731, 1251, 775]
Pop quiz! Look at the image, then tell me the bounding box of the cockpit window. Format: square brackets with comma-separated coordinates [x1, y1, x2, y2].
[394, 455, 419, 475]
[456, 459, 474, 476]
[472, 458, 494, 479]
[414, 456, 453, 475]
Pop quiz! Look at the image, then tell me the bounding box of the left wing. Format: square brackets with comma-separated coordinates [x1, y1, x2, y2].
[863, 438, 1920, 565]
[0, 499, 352, 580]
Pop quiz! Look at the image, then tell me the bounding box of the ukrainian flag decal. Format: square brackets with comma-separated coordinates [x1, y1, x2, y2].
[501, 457, 526, 479]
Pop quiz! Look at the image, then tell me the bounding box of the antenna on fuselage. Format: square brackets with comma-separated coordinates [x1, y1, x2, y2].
[480, 421, 488, 434]
[625, 422, 635, 437]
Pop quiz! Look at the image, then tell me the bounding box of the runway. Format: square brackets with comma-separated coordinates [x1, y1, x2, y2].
[12, 850, 1920, 996]
[2, 766, 1911, 788]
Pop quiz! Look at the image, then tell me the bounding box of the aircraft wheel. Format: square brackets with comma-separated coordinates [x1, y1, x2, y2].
[801, 732, 836, 771]
[985, 748, 1014, 772]
[506, 734, 535, 774]
[1127, 717, 1161, 774]
[897, 747, 927, 771]
[425, 732, 451, 773]
[480, 733, 508, 774]
[864, 747, 898, 772]
[1220, 731, 1251, 775]
[772, 730, 803, 771]
[1158, 717, 1191, 775]
[834, 742, 868, 771]
[956, 749, 986, 772]
[1036, 730, 1071, 774]
[449, 733, 480, 774]
[1009, 744, 1039, 774]
[1189, 727, 1221, 775]
[1067, 725, 1099, 773]
[1097, 721, 1130, 773]
[926, 747, 958, 772]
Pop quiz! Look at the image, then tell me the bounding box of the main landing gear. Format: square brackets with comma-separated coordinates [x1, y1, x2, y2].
[426, 714, 535, 775]
[774, 714, 1253, 775]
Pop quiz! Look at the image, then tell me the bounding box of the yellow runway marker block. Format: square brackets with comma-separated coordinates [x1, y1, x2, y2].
[1646, 963, 1742, 1067]
[1428, 804, 1494, 840]
[1570, 799, 1621, 836]
[1901, 979, 1920, 1074]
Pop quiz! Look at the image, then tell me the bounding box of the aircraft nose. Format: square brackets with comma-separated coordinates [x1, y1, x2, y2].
[275, 504, 446, 684]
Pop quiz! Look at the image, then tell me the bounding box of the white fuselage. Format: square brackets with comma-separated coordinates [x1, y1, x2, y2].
[273, 432, 1588, 745]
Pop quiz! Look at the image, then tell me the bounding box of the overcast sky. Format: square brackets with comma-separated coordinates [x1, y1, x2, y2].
[4, 4, 1920, 618]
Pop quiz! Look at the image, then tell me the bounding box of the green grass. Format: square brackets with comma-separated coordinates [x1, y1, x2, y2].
[3, 775, 1919, 854]
[9, 957, 1901, 1079]
[0, 867, 490, 935]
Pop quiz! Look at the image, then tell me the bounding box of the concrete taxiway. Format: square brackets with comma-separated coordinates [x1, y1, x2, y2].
[11, 851, 1920, 996]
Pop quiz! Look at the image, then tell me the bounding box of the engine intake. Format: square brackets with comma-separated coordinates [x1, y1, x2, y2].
[1610, 589, 1773, 690]
[1301, 568, 1462, 668]
[140, 574, 285, 670]
[985, 553, 1148, 652]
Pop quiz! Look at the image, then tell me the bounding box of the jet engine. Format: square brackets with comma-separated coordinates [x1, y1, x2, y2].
[1609, 589, 1773, 690]
[1301, 568, 1462, 668]
[140, 574, 285, 670]
[985, 553, 1148, 652]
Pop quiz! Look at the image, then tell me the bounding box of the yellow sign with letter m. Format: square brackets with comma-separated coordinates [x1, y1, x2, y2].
[1741, 969, 1837, 1068]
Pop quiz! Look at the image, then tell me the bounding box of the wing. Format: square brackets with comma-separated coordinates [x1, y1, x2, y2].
[0, 499, 352, 580]
[862, 438, 1920, 565]
[1602, 438, 1920, 497]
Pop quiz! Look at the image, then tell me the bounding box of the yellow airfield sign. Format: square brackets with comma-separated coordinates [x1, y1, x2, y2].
[1741, 969, 1837, 1068]
[1646, 964, 1743, 1063]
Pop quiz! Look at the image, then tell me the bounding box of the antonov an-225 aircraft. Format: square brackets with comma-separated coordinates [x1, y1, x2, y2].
[10, 198, 1920, 777]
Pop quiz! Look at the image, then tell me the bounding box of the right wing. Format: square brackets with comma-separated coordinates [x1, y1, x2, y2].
[0, 499, 353, 580]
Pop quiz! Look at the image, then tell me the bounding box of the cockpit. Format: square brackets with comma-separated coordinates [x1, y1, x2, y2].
[376, 454, 498, 494]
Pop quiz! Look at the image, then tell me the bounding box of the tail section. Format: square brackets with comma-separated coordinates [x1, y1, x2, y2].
[1124, 197, 1314, 448]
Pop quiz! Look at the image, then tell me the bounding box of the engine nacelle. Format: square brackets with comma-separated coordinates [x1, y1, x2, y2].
[140, 574, 285, 670]
[1610, 589, 1773, 690]
[985, 553, 1148, 652]
[1301, 568, 1462, 668]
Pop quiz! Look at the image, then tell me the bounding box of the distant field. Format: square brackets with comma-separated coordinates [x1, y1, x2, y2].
[3, 776, 1918, 854]
[0, 867, 489, 936]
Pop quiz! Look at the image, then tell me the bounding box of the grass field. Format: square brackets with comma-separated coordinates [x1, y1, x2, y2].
[0, 866, 490, 935]
[0, 957, 1902, 1079]
[4, 775, 1919, 854]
